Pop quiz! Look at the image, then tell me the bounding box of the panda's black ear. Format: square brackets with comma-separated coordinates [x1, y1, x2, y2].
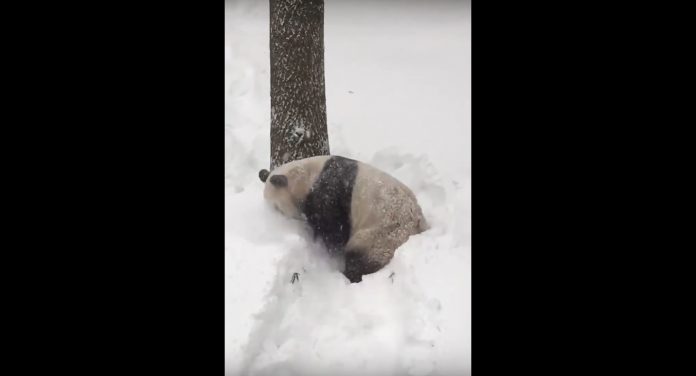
[269, 174, 288, 188]
[259, 169, 270, 183]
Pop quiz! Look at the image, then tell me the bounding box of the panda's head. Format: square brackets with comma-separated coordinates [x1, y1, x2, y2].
[258, 165, 307, 220]
[259, 156, 331, 220]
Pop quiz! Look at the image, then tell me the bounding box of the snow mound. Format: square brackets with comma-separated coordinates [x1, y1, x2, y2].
[226, 152, 469, 376]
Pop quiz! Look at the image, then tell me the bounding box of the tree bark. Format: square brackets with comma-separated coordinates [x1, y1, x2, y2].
[269, 0, 330, 170]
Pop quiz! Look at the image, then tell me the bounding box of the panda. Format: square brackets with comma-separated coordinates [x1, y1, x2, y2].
[259, 155, 428, 283]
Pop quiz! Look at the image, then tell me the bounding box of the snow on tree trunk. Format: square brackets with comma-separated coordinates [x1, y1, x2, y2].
[269, 0, 330, 170]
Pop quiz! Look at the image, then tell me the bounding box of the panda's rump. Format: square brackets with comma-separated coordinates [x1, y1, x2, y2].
[349, 164, 424, 234]
[347, 164, 426, 265]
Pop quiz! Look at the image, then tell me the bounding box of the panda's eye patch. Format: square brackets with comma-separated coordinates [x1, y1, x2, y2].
[270, 174, 288, 187]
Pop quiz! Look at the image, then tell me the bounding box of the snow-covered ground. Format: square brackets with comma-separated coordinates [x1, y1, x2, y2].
[225, 1, 470, 375]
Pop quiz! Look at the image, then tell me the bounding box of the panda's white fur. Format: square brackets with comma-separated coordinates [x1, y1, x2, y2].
[261, 155, 428, 282]
[263, 156, 330, 220]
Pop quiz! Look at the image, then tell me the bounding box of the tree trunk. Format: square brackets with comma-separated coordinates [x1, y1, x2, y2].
[269, 0, 330, 170]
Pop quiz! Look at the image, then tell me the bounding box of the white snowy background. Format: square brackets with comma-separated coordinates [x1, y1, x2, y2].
[225, 0, 470, 375]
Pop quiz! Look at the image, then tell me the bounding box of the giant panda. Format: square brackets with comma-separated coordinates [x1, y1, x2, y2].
[259, 155, 428, 283]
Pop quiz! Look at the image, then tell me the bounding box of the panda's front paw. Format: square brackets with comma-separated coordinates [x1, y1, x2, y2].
[343, 270, 362, 283]
[290, 272, 300, 284]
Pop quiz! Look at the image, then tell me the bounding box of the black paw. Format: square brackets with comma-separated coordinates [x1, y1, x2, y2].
[344, 271, 362, 283]
[343, 251, 381, 284]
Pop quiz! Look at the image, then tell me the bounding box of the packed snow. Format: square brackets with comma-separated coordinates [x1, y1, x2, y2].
[225, 1, 470, 375]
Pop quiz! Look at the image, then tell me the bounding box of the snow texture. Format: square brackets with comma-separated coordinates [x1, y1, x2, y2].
[226, 1, 470, 375]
